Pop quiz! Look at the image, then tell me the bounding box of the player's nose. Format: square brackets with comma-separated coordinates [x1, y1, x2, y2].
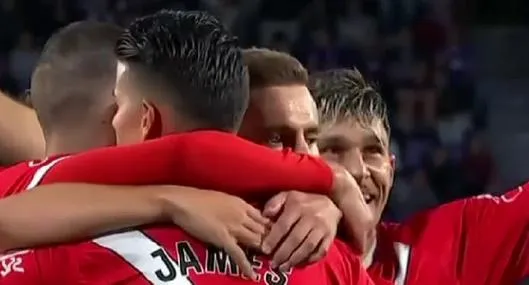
[344, 149, 369, 182]
[293, 134, 311, 154]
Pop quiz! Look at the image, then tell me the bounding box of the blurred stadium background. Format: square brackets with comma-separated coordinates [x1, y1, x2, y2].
[1, 0, 529, 222]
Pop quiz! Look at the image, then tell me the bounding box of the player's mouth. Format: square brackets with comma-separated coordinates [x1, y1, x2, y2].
[363, 193, 375, 204]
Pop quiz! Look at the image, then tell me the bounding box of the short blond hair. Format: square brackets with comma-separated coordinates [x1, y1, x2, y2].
[243, 47, 308, 89]
[309, 68, 389, 135]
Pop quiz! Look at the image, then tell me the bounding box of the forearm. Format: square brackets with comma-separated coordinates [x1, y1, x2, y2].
[0, 92, 45, 163]
[0, 183, 166, 252]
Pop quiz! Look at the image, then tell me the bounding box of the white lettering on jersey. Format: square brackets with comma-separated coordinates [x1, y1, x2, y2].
[0, 250, 29, 277]
[26, 156, 70, 190]
[394, 242, 411, 285]
[93, 231, 192, 284]
[475, 186, 523, 204]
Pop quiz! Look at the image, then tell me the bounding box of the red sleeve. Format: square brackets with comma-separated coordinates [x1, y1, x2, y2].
[460, 184, 529, 283]
[324, 240, 374, 285]
[0, 249, 74, 285]
[40, 131, 334, 198]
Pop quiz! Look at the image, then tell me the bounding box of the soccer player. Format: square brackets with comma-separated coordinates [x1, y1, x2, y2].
[0, 11, 374, 285]
[0, 22, 272, 262]
[0, 46, 369, 280]
[310, 68, 529, 284]
[239, 47, 370, 267]
[0, 33, 369, 274]
[0, 20, 331, 278]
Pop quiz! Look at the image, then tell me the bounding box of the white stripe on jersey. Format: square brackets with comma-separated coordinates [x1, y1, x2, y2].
[24, 156, 192, 284]
[93, 231, 192, 285]
[394, 242, 411, 285]
[26, 156, 70, 190]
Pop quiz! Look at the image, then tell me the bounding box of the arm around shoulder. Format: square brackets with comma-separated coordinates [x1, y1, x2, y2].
[0, 183, 166, 252]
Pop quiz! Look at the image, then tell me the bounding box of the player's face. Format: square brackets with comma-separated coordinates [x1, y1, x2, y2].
[238, 85, 319, 155]
[318, 119, 394, 223]
[112, 62, 156, 145]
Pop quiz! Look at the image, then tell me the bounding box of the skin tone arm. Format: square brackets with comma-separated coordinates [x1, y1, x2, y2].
[0, 91, 44, 163]
[0, 183, 269, 279]
[0, 166, 368, 277]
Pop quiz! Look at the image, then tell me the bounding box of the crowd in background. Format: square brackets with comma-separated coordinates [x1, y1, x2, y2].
[0, 0, 496, 222]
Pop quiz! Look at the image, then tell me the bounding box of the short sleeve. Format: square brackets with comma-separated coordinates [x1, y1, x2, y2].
[461, 184, 529, 282]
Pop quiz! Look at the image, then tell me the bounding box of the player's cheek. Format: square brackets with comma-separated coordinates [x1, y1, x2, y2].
[112, 106, 139, 144]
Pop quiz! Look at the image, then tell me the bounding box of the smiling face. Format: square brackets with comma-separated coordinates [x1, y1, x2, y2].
[318, 118, 394, 223]
[310, 68, 395, 224]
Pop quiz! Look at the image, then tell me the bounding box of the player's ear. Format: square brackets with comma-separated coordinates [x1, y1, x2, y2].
[140, 100, 161, 140]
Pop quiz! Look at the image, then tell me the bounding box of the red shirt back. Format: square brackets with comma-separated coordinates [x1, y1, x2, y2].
[0, 166, 371, 285]
[40, 227, 367, 285]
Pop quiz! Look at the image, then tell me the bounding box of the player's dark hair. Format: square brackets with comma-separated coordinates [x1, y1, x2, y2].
[31, 21, 122, 136]
[115, 10, 249, 132]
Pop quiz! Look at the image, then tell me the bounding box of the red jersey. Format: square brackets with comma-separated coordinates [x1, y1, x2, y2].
[0, 131, 373, 285]
[0, 228, 368, 285]
[0, 156, 68, 198]
[368, 184, 529, 285]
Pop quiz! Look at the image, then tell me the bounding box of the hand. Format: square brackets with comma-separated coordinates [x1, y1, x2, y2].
[328, 162, 375, 253]
[262, 191, 342, 271]
[158, 187, 270, 280]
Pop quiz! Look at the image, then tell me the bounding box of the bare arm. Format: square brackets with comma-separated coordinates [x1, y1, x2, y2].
[331, 165, 374, 254]
[0, 92, 44, 163]
[0, 183, 164, 252]
[0, 183, 267, 279]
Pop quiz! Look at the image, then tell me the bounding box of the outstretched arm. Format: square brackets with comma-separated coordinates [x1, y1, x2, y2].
[0, 183, 164, 252]
[42, 131, 335, 197]
[0, 91, 44, 164]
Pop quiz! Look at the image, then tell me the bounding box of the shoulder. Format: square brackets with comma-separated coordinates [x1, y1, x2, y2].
[382, 199, 467, 245]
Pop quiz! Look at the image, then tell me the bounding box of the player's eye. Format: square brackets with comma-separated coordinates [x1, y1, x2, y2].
[305, 135, 318, 146]
[319, 144, 347, 155]
[267, 133, 283, 147]
[364, 144, 384, 155]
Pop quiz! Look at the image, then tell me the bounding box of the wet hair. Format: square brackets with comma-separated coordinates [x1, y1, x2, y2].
[115, 10, 249, 132]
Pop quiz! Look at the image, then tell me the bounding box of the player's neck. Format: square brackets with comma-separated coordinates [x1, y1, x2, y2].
[159, 120, 205, 136]
[157, 107, 205, 136]
[45, 131, 112, 156]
